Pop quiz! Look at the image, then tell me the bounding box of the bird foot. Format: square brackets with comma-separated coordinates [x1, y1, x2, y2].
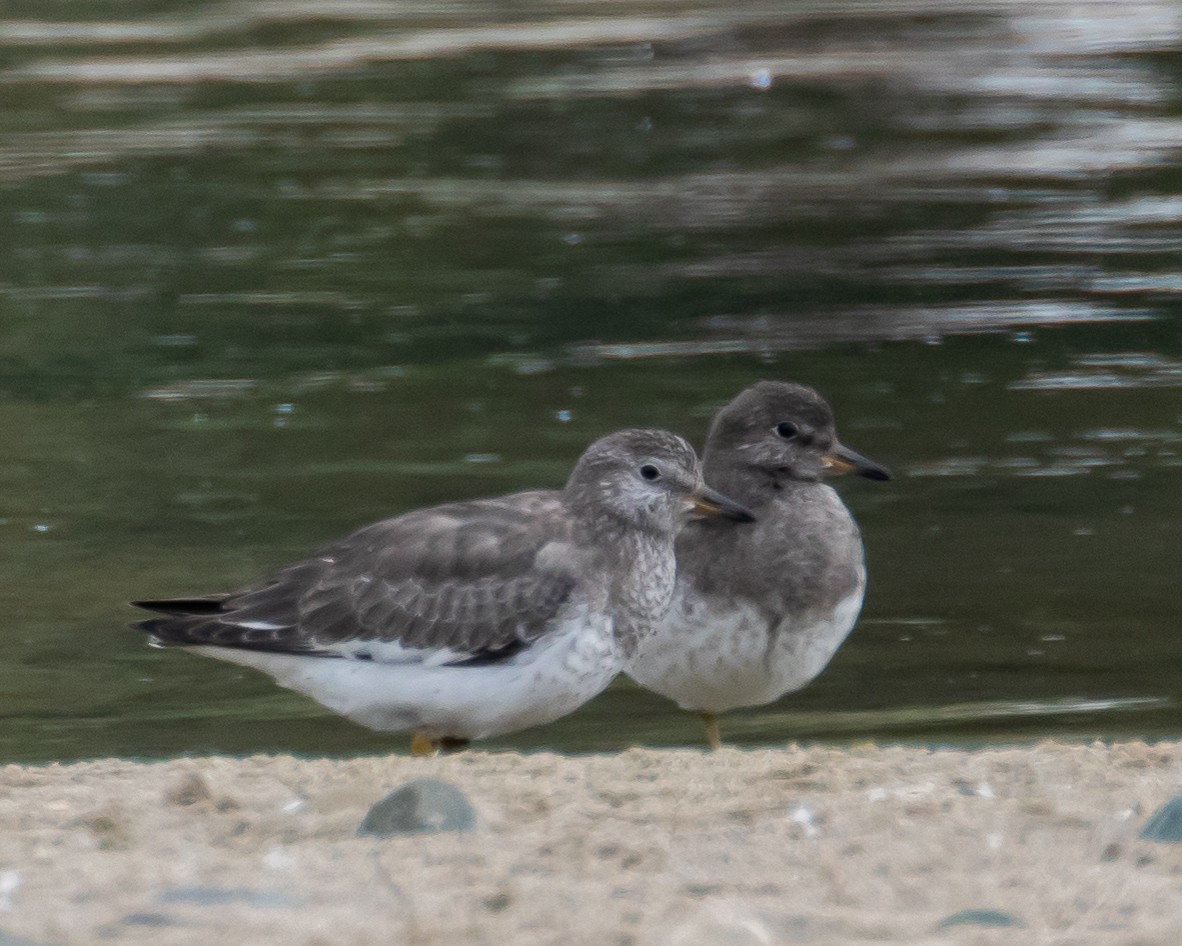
[410, 732, 437, 757]
[410, 733, 471, 756]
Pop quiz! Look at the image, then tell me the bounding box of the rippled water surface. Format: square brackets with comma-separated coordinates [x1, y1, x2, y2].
[1, 0, 1180, 761]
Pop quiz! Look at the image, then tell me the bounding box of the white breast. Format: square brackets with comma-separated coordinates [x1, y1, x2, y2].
[626, 585, 865, 715]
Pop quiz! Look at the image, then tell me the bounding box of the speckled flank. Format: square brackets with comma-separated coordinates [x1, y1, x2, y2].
[204, 609, 624, 740]
[634, 589, 865, 714]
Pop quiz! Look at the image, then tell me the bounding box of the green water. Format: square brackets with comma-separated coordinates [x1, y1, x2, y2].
[1, 1, 1180, 761]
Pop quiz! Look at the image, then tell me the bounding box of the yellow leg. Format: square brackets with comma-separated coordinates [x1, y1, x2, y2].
[410, 732, 437, 757]
[700, 712, 722, 751]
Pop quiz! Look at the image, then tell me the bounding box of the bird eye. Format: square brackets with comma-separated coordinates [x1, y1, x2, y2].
[639, 464, 661, 481]
[775, 422, 799, 440]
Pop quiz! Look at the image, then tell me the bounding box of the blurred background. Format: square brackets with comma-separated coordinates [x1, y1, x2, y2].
[1, 0, 1179, 762]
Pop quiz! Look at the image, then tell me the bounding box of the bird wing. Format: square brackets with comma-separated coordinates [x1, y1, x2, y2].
[134, 490, 584, 664]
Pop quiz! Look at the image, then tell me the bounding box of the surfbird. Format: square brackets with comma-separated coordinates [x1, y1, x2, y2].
[133, 428, 754, 755]
[625, 382, 890, 749]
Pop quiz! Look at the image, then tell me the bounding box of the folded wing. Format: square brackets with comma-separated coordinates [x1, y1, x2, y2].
[134, 490, 579, 665]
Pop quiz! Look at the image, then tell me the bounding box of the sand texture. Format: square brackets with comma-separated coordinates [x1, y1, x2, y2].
[2, 741, 1181, 945]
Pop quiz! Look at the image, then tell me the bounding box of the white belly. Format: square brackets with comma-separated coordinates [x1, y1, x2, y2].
[627, 589, 864, 714]
[191, 613, 624, 741]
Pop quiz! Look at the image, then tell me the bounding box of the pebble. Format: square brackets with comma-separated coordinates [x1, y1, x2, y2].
[1139, 794, 1182, 842]
[357, 778, 476, 837]
[165, 773, 212, 807]
[121, 913, 174, 928]
[935, 908, 1022, 930]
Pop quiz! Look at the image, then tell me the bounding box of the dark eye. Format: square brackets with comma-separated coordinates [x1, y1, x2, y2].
[639, 464, 661, 481]
[775, 422, 799, 440]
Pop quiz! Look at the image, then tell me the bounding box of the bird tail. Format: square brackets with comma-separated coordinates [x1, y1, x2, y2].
[130, 596, 230, 647]
[131, 596, 228, 616]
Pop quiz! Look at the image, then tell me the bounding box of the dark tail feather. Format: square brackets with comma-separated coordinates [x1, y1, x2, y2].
[133, 609, 327, 655]
[134, 615, 208, 647]
[132, 597, 232, 647]
[131, 596, 229, 617]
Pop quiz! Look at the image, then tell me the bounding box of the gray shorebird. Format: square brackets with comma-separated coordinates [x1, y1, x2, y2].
[133, 429, 753, 755]
[625, 382, 890, 749]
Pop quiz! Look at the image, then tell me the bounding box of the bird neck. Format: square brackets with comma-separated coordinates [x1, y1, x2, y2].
[585, 523, 677, 657]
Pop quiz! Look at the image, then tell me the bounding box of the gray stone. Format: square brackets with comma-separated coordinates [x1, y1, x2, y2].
[1139, 795, 1182, 842]
[935, 909, 1022, 930]
[357, 778, 476, 837]
[121, 913, 175, 928]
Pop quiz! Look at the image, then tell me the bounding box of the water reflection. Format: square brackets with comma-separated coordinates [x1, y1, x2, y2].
[0, 0, 1179, 760]
[1012, 352, 1182, 390]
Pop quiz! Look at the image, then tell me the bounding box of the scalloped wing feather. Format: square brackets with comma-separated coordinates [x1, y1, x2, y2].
[136, 489, 585, 663]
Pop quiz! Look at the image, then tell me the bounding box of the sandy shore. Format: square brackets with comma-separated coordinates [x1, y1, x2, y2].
[1, 741, 1181, 945]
